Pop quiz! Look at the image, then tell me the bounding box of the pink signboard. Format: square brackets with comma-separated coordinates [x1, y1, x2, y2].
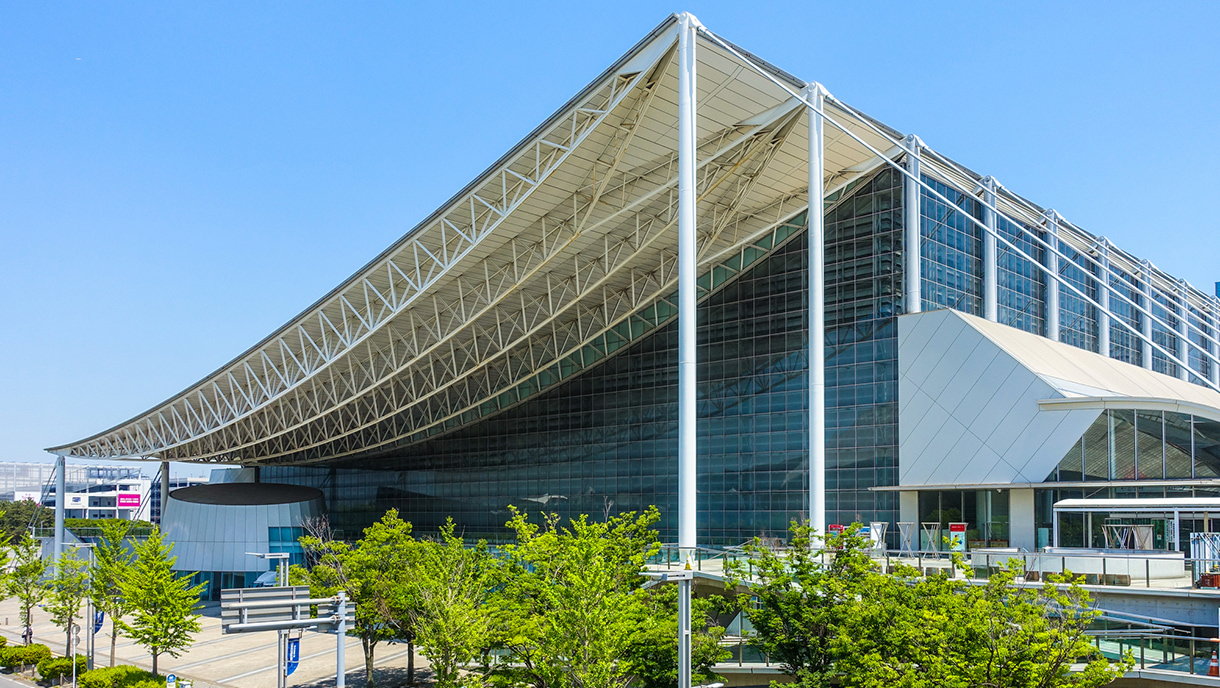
[117, 494, 141, 508]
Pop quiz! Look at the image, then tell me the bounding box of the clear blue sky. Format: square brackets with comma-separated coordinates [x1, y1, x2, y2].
[2, 1, 1217, 477]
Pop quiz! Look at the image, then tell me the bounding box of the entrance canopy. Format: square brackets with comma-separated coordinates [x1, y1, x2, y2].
[1053, 498, 1220, 517]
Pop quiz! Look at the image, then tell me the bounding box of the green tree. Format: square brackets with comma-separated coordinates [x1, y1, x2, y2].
[296, 510, 416, 688]
[0, 500, 51, 543]
[91, 519, 135, 667]
[622, 585, 729, 688]
[833, 558, 1131, 688]
[7, 539, 46, 645]
[733, 522, 1131, 688]
[45, 552, 89, 657]
[117, 527, 205, 675]
[492, 507, 662, 688]
[726, 522, 877, 688]
[407, 519, 497, 688]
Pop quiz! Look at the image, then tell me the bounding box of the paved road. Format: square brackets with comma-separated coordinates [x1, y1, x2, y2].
[0, 672, 36, 687]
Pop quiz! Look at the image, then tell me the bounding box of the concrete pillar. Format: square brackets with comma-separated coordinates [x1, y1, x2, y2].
[1009, 488, 1036, 552]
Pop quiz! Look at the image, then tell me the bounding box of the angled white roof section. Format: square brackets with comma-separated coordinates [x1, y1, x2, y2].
[898, 309, 1220, 487]
[50, 14, 899, 465]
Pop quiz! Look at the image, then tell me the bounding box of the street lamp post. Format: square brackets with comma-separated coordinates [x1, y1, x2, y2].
[247, 551, 290, 688]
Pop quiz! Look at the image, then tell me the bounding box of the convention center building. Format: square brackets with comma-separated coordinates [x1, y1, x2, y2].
[50, 14, 1220, 554]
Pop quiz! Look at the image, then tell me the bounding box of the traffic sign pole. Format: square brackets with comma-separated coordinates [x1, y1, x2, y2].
[336, 591, 347, 688]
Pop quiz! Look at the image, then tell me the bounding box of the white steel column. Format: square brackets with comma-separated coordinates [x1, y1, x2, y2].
[903, 135, 922, 314]
[1044, 211, 1060, 343]
[1212, 308, 1220, 389]
[1098, 240, 1111, 357]
[807, 83, 826, 538]
[1176, 283, 1190, 381]
[54, 453, 65, 562]
[1141, 261, 1153, 369]
[160, 461, 171, 523]
[982, 177, 998, 322]
[676, 13, 698, 688]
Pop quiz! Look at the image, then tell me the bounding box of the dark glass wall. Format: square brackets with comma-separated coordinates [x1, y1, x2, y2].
[824, 168, 903, 533]
[267, 167, 910, 544]
[269, 219, 814, 545]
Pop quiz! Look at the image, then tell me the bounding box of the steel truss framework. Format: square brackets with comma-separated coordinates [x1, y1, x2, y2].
[51, 15, 1220, 465]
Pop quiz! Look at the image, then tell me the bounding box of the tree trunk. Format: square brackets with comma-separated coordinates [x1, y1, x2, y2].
[152, 651, 159, 676]
[408, 639, 415, 685]
[362, 636, 376, 687]
[111, 617, 119, 667]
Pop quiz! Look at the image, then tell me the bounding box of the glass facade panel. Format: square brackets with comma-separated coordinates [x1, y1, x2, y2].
[996, 217, 1045, 335]
[1057, 247, 1098, 351]
[1109, 409, 1136, 480]
[1150, 288, 1179, 378]
[1109, 271, 1142, 365]
[1081, 413, 1110, 481]
[920, 176, 982, 315]
[1194, 418, 1220, 478]
[1135, 410, 1164, 479]
[1165, 411, 1194, 478]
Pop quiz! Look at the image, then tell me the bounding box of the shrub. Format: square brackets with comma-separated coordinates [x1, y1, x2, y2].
[38, 654, 87, 681]
[0, 636, 7, 648]
[78, 664, 161, 688]
[0, 643, 51, 669]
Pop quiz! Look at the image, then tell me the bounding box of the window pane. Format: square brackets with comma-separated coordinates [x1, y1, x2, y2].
[1082, 413, 1110, 481]
[1110, 410, 1136, 480]
[1194, 417, 1220, 478]
[1135, 410, 1164, 479]
[1165, 412, 1194, 478]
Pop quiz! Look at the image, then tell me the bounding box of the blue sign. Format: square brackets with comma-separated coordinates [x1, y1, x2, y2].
[94, 610, 105, 635]
[165, 674, 177, 688]
[286, 638, 300, 676]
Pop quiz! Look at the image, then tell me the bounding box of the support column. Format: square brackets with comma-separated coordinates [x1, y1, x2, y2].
[982, 178, 998, 322]
[807, 83, 826, 537]
[1177, 282, 1190, 381]
[676, 14, 698, 688]
[1141, 261, 1153, 370]
[1044, 211, 1060, 343]
[1009, 489, 1036, 552]
[1098, 240, 1111, 357]
[53, 454, 65, 563]
[1211, 308, 1220, 389]
[160, 461, 170, 524]
[903, 135, 922, 314]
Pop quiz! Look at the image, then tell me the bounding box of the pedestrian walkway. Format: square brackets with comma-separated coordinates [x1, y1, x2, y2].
[0, 597, 425, 687]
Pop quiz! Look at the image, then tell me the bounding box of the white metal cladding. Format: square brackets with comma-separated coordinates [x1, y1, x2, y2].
[50, 14, 1220, 465]
[160, 492, 323, 573]
[898, 309, 1220, 487]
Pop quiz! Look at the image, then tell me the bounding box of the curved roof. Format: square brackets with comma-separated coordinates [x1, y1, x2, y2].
[49, 15, 902, 465]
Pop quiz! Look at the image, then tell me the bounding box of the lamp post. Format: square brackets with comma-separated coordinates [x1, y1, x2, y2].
[68, 542, 96, 673]
[247, 552, 290, 688]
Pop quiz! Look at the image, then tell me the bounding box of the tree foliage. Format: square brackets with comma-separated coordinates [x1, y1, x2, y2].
[46, 551, 90, 657]
[0, 499, 51, 543]
[7, 538, 46, 644]
[91, 519, 136, 667]
[493, 506, 683, 688]
[732, 522, 1131, 688]
[117, 527, 205, 676]
[295, 509, 416, 688]
[407, 519, 498, 688]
